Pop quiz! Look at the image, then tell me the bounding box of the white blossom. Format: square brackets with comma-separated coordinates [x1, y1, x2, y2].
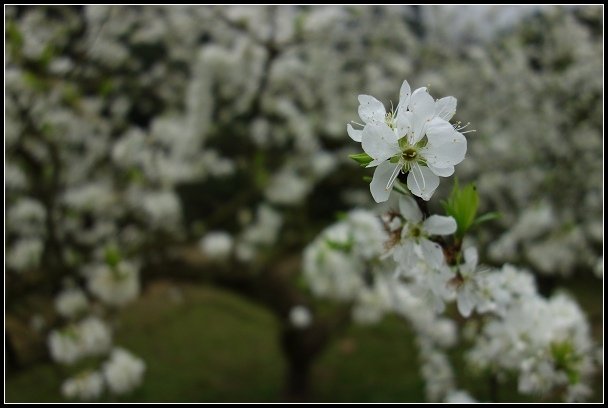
[199, 231, 233, 261]
[468, 293, 595, 400]
[61, 371, 104, 401]
[351, 80, 467, 202]
[87, 261, 140, 307]
[451, 247, 489, 317]
[419, 340, 455, 402]
[240, 204, 283, 249]
[139, 190, 182, 231]
[445, 390, 478, 403]
[351, 279, 392, 325]
[103, 348, 146, 395]
[78, 316, 113, 356]
[7, 198, 46, 236]
[265, 168, 312, 206]
[6, 238, 44, 271]
[47, 316, 112, 364]
[594, 257, 603, 279]
[390, 196, 456, 275]
[48, 328, 82, 365]
[55, 288, 89, 319]
[303, 209, 387, 301]
[289, 305, 312, 329]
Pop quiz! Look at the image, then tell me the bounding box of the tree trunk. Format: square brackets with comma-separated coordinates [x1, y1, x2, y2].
[281, 327, 317, 401]
[284, 353, 312, 401]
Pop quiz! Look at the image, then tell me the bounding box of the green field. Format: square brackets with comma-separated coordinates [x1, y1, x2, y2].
[6, 278, 603, 403]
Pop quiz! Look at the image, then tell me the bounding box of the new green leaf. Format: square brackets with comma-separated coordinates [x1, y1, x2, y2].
[349, 152, 373, 167]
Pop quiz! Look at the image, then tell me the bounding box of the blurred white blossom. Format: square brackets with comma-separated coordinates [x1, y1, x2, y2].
[55, 288, 89, 319]
[103, 348, 146, 395]
[61, 371, 104, 401]
[468, 293, 595, 401]
[199, 231, 233, 261]
[48, 316, 112, 365]
[87, 261, 140, 308]
[289, 305, 312, 329]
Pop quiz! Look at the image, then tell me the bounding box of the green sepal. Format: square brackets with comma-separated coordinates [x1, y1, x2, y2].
[349, 152, 373, 167]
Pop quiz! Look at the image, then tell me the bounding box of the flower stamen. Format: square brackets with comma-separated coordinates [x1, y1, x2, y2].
[386, 158, 405, 191]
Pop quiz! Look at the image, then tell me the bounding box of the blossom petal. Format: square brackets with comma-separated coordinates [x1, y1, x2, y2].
[427, 163, 454, 177]
[370, 161, 399, 203]
[397, 80, 411, 114]
[457, 290, 475, 317]
[361, 122, 400, 162]
[347, 124, 362, 142]
[422, 136, 467, 167]
[422, 215, 457, 236]
[411, 113, 429, 145]
[398, 195, 422, 224]
[425, 117, 456, 144]
[394, 240, 418, 273]
[435, 96, 457, 121]
[422, 122, 467, 167]
[358, 95, 386, 125]
[395, 110, 411, 140]
[419, 238, 445, 268]
[464, 247, 478, 270]
[407, 164, 439, 201]
[409, 87, 434, 116]
[410, 89, 436, 144]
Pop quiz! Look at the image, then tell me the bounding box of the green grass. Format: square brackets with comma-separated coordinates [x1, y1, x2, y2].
[5, 277, 603, 402]
[7, 283, 285, 402]
[6, 282, 425, 403]
[314, 316, 425, 402]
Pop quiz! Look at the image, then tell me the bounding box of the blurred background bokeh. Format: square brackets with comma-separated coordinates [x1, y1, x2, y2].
[5, 5, 603, 402]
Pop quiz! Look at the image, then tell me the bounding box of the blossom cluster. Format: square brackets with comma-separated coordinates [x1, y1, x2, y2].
[60, 348, 146, 400]
[302, 72, 600, 401]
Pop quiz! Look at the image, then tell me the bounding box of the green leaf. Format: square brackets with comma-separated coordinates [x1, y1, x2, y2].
[472, 211, 502, 228]
[23, 71, 48, 91]
[551, 341, 581, 385]
[62, 83, 81, 106]
[253, 152, 269, 188]
[99, 79, 114, 97]
[104, 246, 121, 268]
[127, 168, 144, 183]
[335, 211, 348, 221]
[7, 21, 23, 55]
[325, 237, 354, 252]
[349, 152, 373, 167]
[40, 44, 55, 69]
[441, 179, 479, 239]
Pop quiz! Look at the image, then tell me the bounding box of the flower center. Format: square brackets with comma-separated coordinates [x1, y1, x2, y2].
[409, 225, 421, 238]
[402, 148, 418, 161]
